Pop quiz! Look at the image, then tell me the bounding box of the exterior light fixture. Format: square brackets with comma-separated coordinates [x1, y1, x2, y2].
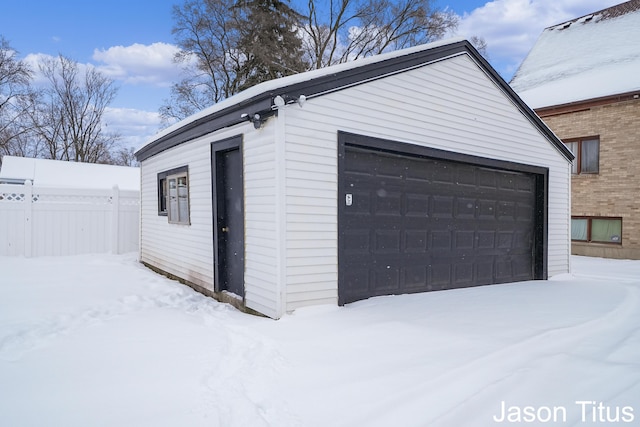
[240, 112, 265, 129]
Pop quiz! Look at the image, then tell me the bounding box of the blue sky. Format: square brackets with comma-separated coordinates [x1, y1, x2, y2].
[0, 0, 622, 148]
[1, 0, 177, 109]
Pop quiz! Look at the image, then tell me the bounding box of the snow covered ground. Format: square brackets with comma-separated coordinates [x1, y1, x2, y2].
[1, 254, 639, 426]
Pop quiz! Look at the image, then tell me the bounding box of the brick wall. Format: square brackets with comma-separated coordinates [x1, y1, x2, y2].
[540, 98, 640, 259]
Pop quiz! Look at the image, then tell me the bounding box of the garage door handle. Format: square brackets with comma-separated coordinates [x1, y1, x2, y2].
[222, 226, 229, 232]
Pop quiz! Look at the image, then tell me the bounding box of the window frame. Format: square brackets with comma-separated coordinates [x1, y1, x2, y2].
[564, 136, 600, 175]
[157, 166, 190, 225]
[158, 177, 168, 215]
[571, 216, 622, 244]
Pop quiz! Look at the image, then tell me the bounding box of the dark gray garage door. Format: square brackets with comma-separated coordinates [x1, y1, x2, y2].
[339, 136, 544, 305]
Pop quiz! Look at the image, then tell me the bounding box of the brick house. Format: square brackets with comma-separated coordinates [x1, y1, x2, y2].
[511, 0, 640, 259]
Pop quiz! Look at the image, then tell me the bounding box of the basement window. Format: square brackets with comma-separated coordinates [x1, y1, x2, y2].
[564, 137, 599, 174]
[572, 217, 621, 244]
[158, 166, 190, 225]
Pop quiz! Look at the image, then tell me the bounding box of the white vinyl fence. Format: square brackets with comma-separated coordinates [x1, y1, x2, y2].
[0, 181, 139, 257]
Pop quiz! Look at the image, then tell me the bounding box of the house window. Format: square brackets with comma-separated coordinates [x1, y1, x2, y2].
[158, 166, 190, 224]
[158, 178, 167, 214]
[565, 137, 599, 174]
[571, 217, 621, 244]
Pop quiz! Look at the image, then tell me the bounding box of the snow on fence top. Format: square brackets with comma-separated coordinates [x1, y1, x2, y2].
[0, 156, 140, 191]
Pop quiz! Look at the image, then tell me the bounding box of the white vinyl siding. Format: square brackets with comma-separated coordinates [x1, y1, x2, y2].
[243, 123, 280, 318]
[140, 127, 239, 292]
[140, 121, 281, 317]
[282, 125, 338, 311]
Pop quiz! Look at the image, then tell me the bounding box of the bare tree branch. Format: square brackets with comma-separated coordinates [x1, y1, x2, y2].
[28, 55, 120, 163]
[164, 0, 462, 122]
[161, 0, 244, 122]
[0, 36, 37, 160]
[300, 0, 458, 67]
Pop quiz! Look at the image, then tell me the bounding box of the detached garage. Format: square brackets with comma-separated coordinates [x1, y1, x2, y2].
[135, 38, 573, 319]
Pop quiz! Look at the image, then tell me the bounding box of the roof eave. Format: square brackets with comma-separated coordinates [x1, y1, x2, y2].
[136, 41, 472, 162]
[136, 39, 574, 163]
[535, 90, 640, 118]
[135, 95, 273, 162]
[460, 42, 575, 162]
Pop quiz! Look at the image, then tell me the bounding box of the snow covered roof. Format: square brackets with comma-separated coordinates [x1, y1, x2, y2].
[136, 37, 571, 162]
[137, 37, 463, 155]
[0, 156, 140, 191]
[510, 0, 640, 109]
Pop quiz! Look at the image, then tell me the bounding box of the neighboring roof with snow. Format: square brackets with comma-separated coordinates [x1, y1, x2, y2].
[0, 156, 140, 191]
[136, 38, 572, 162]
[510, 0, 640, 109]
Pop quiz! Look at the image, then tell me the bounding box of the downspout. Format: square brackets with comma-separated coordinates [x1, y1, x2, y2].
[273, 96, 287, 318]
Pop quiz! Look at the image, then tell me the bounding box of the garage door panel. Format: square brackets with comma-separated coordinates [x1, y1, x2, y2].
[513, 257, 534, 279]
[344, 267, 370, 294]
[498, 201, 517, 219]
[340, 145, 540, 305]
[374, 190, 403, 216]
[340, 255, 529, 303]
[430, 230, 452, 250]
[514, 174, 535, 192]
[406, 194, 430, 217]
[454, 230, 475, 249]
[475, 258, 495, 282]
[406, 166, 431, 182]
[432, 161, 455, 183]
[404, 230, 428, 252]
[373, 267, 401, 292]
[343, 229, 370, 254]
[495, 259, 514, 281]
[478, 200, 497, 219]
[432, 196, 455, 218]
[404, 266, 428, 290]
[497, 232, 514, 249]
[347, 150, 377, 174]
[374, 230, 401, 253]
[454, 263, 475, 286]
[477, 169, 498, 188]
[476, 230, 496, 249]
[516, 203, 534, 221]
[498, 178, 517, 192]
[517, 231, 533, 249]
[455, 198, 477, 218]
[455, 167, 477, 187]
[429, 263, 452, 288]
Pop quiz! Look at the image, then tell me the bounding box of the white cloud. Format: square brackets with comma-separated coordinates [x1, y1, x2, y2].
[451, 0, 622, 78]
[92, 42, 184, 86]
[21, 52, 170, 149]
[103, 107, 164, 150]
[22, 53, 54, 85]
[23, 52, 103, 86]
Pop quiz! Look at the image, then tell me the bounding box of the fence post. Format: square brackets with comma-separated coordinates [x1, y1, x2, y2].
[24, 180, 33, 257]
[111, 185, 120, 254]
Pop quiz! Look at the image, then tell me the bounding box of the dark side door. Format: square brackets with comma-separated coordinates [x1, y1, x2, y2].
[212, 137, 244, 298]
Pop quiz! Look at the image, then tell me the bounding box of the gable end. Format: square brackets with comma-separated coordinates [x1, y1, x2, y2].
[136, 40, 573, 163]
